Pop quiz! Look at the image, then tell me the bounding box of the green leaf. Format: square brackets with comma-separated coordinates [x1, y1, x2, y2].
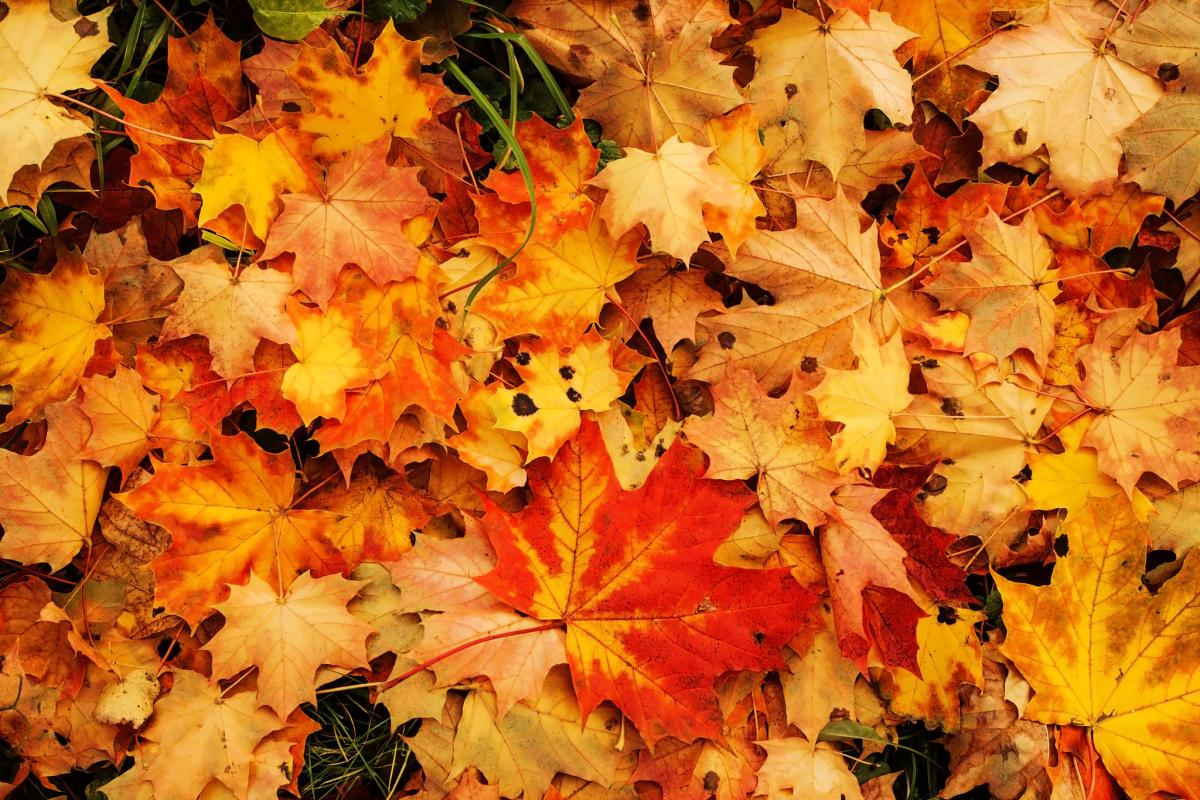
[248, 0, 342, 41]
[364, 0, 426, 23]
[818, 719, 891, 744]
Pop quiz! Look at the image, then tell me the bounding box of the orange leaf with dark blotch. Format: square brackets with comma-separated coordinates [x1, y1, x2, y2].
[262, 137, 437, 308]
[475, 116, 599, 249]
[117, 431, 345, 625]
[476, 421, 816, 745]
[879, 170, 1008, 269]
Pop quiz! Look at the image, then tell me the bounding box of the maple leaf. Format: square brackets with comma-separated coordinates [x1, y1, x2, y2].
[922, 211, 1059, 365]
[780, 611, 859, 741]
[0, 0, 111, 197]
[1120, 95, 1200, 204]
[388, 522, 567, 715]
[748, 8, 916, 175]
[468, 213, 641, 344]
[287, 23, 446, 157]
[118, 432, 345, 625]
[1075, 328, 1200, 494]
[484, 332, 630, 462]
[194, 130, 315, 241]
[685, 367, 846, 529]
[204, 571, 373, 716]
[0, 403, 105, 570]
[877, 610, 983, 732]
[282, 298, 386, 423]
[0, 250, 109, 429]
[574, 20, 743, 151]
[702, 104, 768, 256]
[78, 365, 161, 477]
[476, 421, 815, 744]
[262, 137, 436, 307]
[687, 190, 888, 390]
[879, 169, 1008, 269]
[810, 322, 913, 474]
[617, 256, 722, 350]
[963, 7, 1162, 195]
[589, 136, 739, 263]
[158, 246, 298, 380]
[755, 738, 862, 800]
[99, 669, 288, 798]
[997, 496, 1200, 800]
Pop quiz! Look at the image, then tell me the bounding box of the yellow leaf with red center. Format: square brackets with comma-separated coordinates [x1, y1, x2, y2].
[0, 403, 106, 570]
[261, 137, 437, 308]
[475, 116, 599, 250]
[686, 368, 848, 528]
[485, 332, 631, 462]
[477, 421, 815, 745]
[158, 247, 298, 381]
[194, 132, 313, 239]
[997, 496, 1200, 800]
[702, 105, 767, 256]
[78, 366, 161, 478]
[590, 136, 740, 262]
[1075, 328, 1200, 494]
[0, 250, 109, 429]
[204, 571, 373, 716]
[924, 211, 1058, 365]
[117, 432, 344, 625]
[810, 322, 914, 474]
[287, 23, 445, 157]
[282, 299, 386, 423]
[469, 212, 641, 344]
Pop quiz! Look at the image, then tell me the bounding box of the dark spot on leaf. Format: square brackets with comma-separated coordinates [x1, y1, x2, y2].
[752, 631, 765, 644]
[801, 356, 818, 373]
[559, 365, 575, 380]
[631, 0, 651, 22]
[923, 474, 948, 495]
[940, 397, 964, 417]
[74, 17, 99, 36]
[1159, 63, 1181, 82]
[0, 4, 9, 22]
[936, 606, 957, 624]
[1054, 534, 1069, 557]
[654, 442, 666, 458]
[717, 331, 736, 349]
[516, 351, 531, 366]
[512, 393, 538, 416]
[784, 83, 798, 99]
[921, 226, 941, 245]
[703, 772, 720, 793]
[1013, 128, 1028, 145]
[566, 387, 582, 403]
[282, 101, 301, 113]
[1014, 464, 1032, 483]
[567, 43, 591, 70]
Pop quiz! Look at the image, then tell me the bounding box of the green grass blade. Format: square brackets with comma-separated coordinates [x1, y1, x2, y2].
[442, 56, 537, 313]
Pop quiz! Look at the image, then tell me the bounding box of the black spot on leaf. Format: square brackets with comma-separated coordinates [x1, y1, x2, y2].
[512, 393, 538, 416]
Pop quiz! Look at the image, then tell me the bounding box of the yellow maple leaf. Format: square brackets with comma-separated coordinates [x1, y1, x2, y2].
[997, 496, 1200, 800]
[0, 0, 112, 196]
[204, 571, 374, 716]
[288, 23, 444, 157]
[0, 250, 110, 429]
[282, 299, 386, 423]
[1024, 417, 1153, 519]
[810, 321, 913, 474]
[748, 8, 916, 175]
[964, 6, 1161, 196]
[589, 136, 738, 262]
[703, 104, 768, 256]
[486, 332, 630, 462]
[194, 132, 312, 239]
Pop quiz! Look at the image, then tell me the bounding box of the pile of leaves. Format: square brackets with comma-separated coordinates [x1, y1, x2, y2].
[4, 0, 1200, 797]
